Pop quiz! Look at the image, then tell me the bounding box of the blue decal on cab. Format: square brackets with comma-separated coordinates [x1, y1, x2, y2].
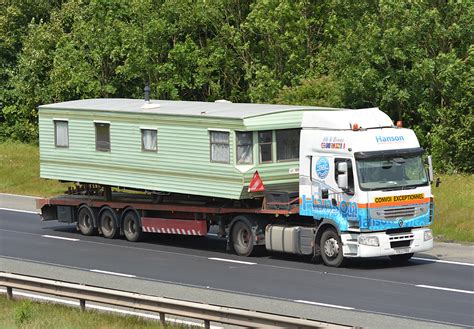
[315, 157, 330, 179]
[299, 195, 359, 231]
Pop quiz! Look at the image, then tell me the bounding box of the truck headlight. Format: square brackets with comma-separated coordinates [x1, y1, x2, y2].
[424, 229, 433, 241]
[359, 236, 379, 246]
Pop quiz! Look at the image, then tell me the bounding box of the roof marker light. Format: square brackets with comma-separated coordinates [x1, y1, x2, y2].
[352, 123, 359, 131]
[396, 120, 403, 128]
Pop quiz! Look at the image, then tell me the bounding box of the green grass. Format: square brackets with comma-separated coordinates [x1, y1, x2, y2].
[0, 295, 189, 329]
[0, 142, 71, 197]
[0, 141, 472, 242]
[431, 174, 474, 243]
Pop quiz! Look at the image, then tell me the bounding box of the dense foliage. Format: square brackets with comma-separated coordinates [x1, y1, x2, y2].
[1, 0, 472, 172]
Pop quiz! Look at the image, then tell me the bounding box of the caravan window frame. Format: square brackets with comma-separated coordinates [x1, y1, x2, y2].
[258, 130, 273, 163]
[236, 131, 253, 164]
[54, 120, 69, 148]
[209, 130, 230, 164]
[95, 122, 111, 152]
[141, 128, 158, 152]
[276, 129, 300, 162]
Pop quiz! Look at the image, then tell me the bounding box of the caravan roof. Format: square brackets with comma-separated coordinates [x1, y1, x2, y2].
[39, 98, 343, 119]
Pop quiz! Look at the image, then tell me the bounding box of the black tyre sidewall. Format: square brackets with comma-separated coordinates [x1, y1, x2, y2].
[78, 207, 96, 236]
[320, 228, 345, 267]
[231, 220, 254, 257]
[123, 211, 143, 242]
[100, 209, 118, 239]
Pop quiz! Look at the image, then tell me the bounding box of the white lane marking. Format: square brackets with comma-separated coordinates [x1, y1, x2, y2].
[0, 289, 222, 328]
[0, 208, 40, 214]
[0, 192, 39, 198]
[413, 257, 474, 267]
[416, 285, 474, 295]
[42, 235, 80, 242]
[208, 257, 257, 265]
[295, 300, 355, 310]
[90, 269, 136, 278]
[207, 233, 218, 236]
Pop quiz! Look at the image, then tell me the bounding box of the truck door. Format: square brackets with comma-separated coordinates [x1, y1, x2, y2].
[333, 158, 358, 225]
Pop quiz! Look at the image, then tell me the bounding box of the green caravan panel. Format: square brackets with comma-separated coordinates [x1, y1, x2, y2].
[40, 110, 245, 199]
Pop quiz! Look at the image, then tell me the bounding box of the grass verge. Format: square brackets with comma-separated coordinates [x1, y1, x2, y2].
[0, 295, 186, 329]
[431, 174, 474, 243]
[0, 141, 472, 242]
[0, 142, 70, 197]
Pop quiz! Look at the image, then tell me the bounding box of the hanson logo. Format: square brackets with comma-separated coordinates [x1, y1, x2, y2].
[375, 135, 404, 143]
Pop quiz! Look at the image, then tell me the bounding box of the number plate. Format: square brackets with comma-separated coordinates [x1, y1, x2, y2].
[395, 247, 410, 254]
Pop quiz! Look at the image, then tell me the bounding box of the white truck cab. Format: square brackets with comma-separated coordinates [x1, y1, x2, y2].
[298, 108, 434, 266]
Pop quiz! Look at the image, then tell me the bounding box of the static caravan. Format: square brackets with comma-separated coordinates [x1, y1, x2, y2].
[39, 98, 341, 200]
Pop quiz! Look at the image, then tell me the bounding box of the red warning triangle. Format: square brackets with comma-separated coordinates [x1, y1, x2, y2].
[248, 171, 265, 192]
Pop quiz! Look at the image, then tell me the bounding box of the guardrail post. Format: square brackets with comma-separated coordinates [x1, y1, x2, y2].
[79, 299, 86, 311]
[204, 319, 210, 329]
[159, 312, 165, 325]
[6, 286, 13, 300]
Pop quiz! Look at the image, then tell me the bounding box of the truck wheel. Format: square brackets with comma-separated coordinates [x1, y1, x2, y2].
[320, 228, 345, 267]
[78, 206, 97, 236]
[390, 253, 414, 265]
[231, 219, 255, 257]
[123, 210, 143, 242]
[100, 208, 119, 239]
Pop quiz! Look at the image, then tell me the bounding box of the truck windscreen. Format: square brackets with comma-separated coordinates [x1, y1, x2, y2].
[356, 155, 428, 191]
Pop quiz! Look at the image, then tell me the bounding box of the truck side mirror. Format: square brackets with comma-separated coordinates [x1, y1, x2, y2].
[426, 155, 434, 183]
[427, 155, 434, 182]
[337, 162, 349, 190]
[321, 188, 329, 199]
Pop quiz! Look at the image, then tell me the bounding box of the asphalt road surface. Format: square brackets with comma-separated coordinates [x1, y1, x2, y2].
[1, 209, 473, 327]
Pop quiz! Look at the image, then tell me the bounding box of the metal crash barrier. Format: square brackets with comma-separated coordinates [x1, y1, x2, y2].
[0, 272, 351, 328]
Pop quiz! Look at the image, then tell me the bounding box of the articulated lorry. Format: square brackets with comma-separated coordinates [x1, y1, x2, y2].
[37, 98, 434, 267]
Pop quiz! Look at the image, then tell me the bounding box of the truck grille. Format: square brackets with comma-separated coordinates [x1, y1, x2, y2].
[369, 203, 429, 221]
[383, 207, 416, 219]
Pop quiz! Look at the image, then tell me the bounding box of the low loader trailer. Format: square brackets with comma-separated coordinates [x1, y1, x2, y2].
[37, 98, 435, 267]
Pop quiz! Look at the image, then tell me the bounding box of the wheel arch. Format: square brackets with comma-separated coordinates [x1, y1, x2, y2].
[314, 219, 342, 252]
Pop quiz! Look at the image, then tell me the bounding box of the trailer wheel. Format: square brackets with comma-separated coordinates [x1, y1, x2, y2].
[78, 206, 97, 236]
[389, 253, 414, 265]
[231, 218, 255, 257]
[320, 228, 345, 267]
[123, 210, 143, 242]
[99, 208, 119, 239]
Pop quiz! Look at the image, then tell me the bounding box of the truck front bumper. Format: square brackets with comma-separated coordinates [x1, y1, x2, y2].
[341, 228, 433, 258]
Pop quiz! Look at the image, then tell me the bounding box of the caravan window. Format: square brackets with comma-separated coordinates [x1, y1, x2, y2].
[276, 129, 300, 161]
[54, 120, 69, 148]
[141, 129, 157, 151]
[210, 131, 230, 163]
[236, 132, 253, 164]
[258, 131, 272, 163]
[95, 123, 110, 152]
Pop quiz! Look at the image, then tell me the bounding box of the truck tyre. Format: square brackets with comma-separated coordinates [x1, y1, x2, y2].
[389, 253, 414, 265]
[78, 206, 97, 236]
[123, 210, 143, 242]
[320, 228, 345, 267]
[231, 218, 255, 257]
[99, 208, 119, 239]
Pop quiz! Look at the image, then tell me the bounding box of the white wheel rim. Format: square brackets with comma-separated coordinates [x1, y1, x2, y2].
[324, 237, 339, 258]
